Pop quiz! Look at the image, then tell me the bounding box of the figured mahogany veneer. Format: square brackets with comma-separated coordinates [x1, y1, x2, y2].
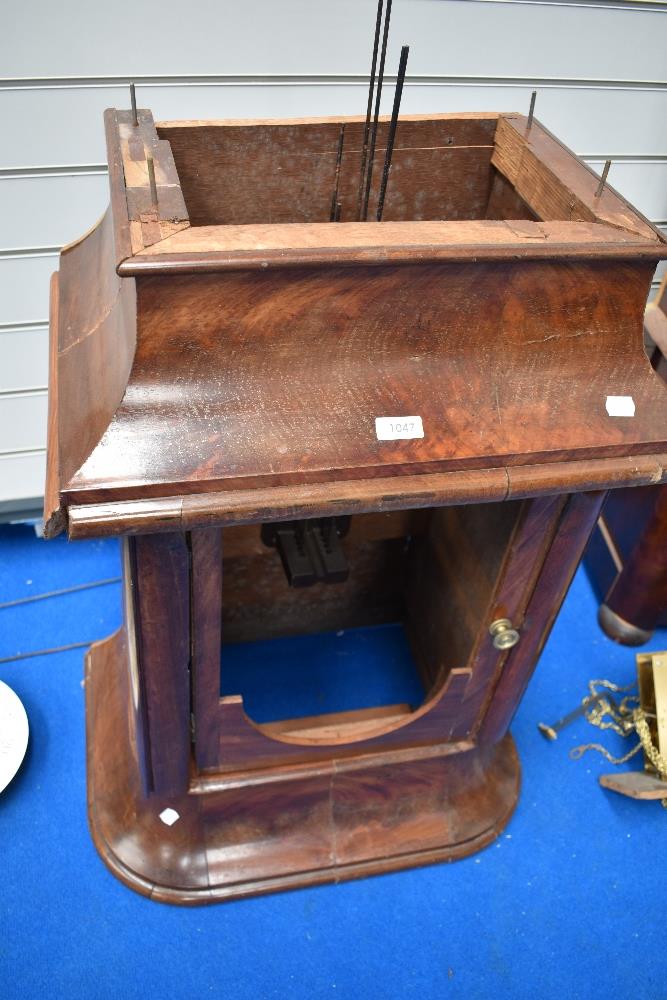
[46, 109, 667, 522]
[45, 107, 667, 903]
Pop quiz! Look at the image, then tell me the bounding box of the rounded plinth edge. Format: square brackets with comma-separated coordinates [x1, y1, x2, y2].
[85, 629, 521, 906]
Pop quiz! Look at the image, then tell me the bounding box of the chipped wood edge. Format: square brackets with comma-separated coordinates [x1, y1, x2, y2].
[104, 107, 191, 264]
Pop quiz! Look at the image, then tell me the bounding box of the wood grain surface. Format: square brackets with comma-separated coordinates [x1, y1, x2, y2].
[47, 108, 667, 904]
[86, 626, 520, 903]
[61, 259, 667, 507]
[46, 109, 667, 532]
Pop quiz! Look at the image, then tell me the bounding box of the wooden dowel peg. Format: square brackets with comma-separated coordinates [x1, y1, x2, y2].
[595, 159, 612, 199]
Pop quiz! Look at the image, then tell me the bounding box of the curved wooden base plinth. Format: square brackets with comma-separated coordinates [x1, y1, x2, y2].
[86, 631, 520, 905]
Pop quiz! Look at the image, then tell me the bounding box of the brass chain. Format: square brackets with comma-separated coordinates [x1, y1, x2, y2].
[569, 679, 667, 808]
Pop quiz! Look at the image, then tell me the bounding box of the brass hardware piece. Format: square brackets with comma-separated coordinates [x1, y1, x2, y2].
[489, 618, 520, 651]
[538, 693, 605, 741]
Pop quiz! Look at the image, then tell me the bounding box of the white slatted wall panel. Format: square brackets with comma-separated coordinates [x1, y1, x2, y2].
[1, 0, 666, 515]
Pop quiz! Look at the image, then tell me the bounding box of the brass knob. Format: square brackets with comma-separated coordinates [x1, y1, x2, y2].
[489, 618, 520, 650]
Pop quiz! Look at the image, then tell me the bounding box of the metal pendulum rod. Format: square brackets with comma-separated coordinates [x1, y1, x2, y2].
[595, 159, 612, 199]
[330, 124, 346, 222]
[361, 0, 393, 221]
[376, 45, 409, 222]
[356, 0, 385, 221]
[130, 81, 138, 127]
[146, 155, 158, 212]
[526, 89, 536, 132]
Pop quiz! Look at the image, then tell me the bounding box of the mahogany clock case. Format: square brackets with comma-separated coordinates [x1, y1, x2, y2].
[44, 108, 667, 902]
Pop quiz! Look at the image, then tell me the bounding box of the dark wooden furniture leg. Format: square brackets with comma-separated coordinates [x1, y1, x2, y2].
[596, 487, 667, 645]
[586, 284, 667, 646]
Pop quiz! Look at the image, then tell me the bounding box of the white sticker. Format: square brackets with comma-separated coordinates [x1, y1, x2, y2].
[605, 395, 635, 417]
[375, 416, 424, 441]
[159, 807, 180, 826]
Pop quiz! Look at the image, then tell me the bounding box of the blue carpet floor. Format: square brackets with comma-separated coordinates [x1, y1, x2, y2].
[0, 522, 665, 1000]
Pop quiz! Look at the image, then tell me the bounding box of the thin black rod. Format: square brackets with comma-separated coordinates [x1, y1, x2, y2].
[130, 81, 138, 126]
[376, 45, 409, 222]
[356, 0, 385, 221]
[526, 90, 536, 131]
[330, 124, 346, 222]
[595, 159, 612, 198]
[361, 0, 393, 221]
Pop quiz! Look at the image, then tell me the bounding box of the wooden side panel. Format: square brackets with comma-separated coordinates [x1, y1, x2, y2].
[121, 537, 152, 795]
[493, 116, 661, 240]
[449, 494, 566, 741]
[485, 168, 537, 222]
[56, 207, 136, 488]
[405, 501, 521, 689]
[131, 532, 191, 795]
[191, 528, 223, 770]
[479, 490, 607, 744]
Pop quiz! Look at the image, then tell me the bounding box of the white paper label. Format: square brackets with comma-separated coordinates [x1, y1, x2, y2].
[159, 807, 180, 826]
[605, 395, 635, 417]
[375, 416, 424, 441]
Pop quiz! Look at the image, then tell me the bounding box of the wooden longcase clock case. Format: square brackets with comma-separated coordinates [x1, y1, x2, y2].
[45, 107, 667, 903]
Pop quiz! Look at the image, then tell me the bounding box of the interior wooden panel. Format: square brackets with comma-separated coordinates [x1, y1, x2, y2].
[220, 536, 408, 644]
[219, 511, 429, 644]
[491, 116, 664, 240]
[158, 116, 500, 226]
[405, 501, 522, 690]
[219, 501, 519, 709]
[484, 168, 537, 221]
[221, 509, 429, 558]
